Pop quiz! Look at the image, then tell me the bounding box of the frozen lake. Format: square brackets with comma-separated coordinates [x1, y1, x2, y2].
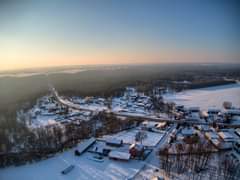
[163, 83, 240, 110]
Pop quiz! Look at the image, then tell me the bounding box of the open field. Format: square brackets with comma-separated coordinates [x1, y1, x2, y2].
[0, 143, 144, 180]
[163, 83, 240, 110]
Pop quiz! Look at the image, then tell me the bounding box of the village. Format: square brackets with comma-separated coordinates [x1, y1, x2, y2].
[1, 0, 240, 179]
[4, 85, 238, 180]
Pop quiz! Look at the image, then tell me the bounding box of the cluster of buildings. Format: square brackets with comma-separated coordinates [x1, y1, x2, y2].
[72, 120, 169, 163]
[112, 87, 153, 115]
[169, 106, 240, 157]
[23, 95, 95, 127]
[23, 87, 158, 128]
[175, 104, 240, 124]
[16, 85, 240, 179]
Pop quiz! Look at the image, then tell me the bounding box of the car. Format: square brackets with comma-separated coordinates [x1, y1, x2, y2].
[75, 150, 81, 156]
[88, 155, 104, 162]
[61, 165, 75, 175]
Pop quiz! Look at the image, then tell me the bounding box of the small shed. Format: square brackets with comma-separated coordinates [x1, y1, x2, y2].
[129, 143, 144, 158]
[106, 138, 123, 147]
[108, 151, 131, 161]
[77, 137, 96, 155]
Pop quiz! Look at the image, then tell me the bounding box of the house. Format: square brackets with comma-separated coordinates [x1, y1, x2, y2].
[196, 125, 211, 132]
[91, 142, 114, 156]
[188, 107, 201, 120]
[176, 105, 185, 112]
[142, 121, 158, 130]
[106, 138, 123, 147]
[181, 127, 196, 137]
[76, 137, 96, 155]
[225, 109, 240, 117]
[205, 131, 219, 140]
[218, 131, 234, 142]
[205, 131, 233, 150]
[141, 121, 167, 132]
[189, 107, 200, 113]
[208, 108, 221, 121]
[205, 131, 220, 148]
[208, 108, 221, 116]
[129, 143, 144, 158]
[108, 150, 131, 161]
[156, 122, 167, 130]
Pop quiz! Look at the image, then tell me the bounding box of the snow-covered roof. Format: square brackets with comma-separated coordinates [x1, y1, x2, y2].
[208, 108, 221, 113]
[198, 125, 210, 131]
[181, 127, 195, 136]
[218, 132, 234, 140]
[189, 107, 200, 112]
[156, 122, 167, 128]
[106, 138, 123, 145]
[82, 111, 92, 116]
[142, 121, 158, 128]
[205, 132, 219, 139]
[235, 128, 240, 136]
[210, 139, 220, 146]
[78, 137, 96, 154]
[225, 109, 240, 115]
[108, 151, 131, 160]
[129, 143, 144, 151]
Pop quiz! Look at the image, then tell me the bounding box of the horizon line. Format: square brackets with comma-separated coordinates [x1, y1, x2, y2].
[1, 61, 240, 74]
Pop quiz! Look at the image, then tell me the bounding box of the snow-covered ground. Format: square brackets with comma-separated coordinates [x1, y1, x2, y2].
[102, 129, 165, 147]
[0, 144, 144, 180]
[24, 86, 157, 127]
[163, 83, 240, 110]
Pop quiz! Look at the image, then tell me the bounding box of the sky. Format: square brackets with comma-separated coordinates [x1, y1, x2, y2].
[0, 0, 239, 71]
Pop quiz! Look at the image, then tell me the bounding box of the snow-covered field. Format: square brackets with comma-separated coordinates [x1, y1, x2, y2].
[0, 144, 144, 180]
[102, 129, 165, 147]
[163, 83, 240, 110]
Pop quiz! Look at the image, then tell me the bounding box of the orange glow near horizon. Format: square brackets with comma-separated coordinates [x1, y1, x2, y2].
[0, 37, 239, 71]
[1, 39, 239, 71]
[1, 49, 238, 71]
[0, 1, 239, 72]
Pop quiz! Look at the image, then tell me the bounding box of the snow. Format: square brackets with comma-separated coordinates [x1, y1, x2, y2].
[77, 138, 96, 154]
[0, 145, 144, 180]
[108, 151, 131, 160]
[181, 127, 195, 136]
[163, 83, 240, 110]
[34, 115, 61, 127]
[105, 138, 123, 146]
[102, 129, 165, 147]
[218, 132, 234, 141]
[205, 131, 219, 140]
[24, 86, 157, 127]
[235, 128, 240, 136]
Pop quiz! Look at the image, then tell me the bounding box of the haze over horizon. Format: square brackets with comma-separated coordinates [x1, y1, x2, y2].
[0, 0, 239, 71]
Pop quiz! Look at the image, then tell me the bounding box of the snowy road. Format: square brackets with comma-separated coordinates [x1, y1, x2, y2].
[133, 124, 177, 179]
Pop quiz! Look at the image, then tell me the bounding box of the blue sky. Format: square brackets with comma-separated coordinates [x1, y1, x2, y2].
[0, 0, 239, 70]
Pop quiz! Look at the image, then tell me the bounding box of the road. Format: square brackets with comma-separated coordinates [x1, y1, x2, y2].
[133, 124, 177, 179]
